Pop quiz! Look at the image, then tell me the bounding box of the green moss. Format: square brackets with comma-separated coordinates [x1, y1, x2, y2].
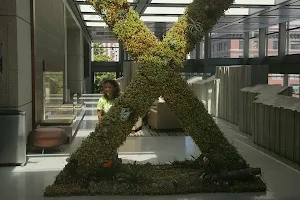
[45, 162, 266, 196]
[45, 0, 266, 196]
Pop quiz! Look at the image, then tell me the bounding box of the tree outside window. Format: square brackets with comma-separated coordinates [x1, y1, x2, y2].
[93, 43, 116, 93]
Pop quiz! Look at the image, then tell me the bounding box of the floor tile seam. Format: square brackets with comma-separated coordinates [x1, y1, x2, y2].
[235, 138, 300, 175]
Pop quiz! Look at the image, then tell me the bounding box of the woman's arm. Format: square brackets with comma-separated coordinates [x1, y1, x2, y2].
[97, 97, 104, 120]
[97, 110, 104, 121]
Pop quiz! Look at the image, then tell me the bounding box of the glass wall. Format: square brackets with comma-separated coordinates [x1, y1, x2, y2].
[210, 34, 243, 58]
[288, 74, 300, 98]
[267, 25, 279, 56]
[268, 74, 284, 86]
[200, 41, 204, 59]
[287, 30, 300, 55]
[211, 38, 230, 58]
[249, 38, 259, 58]
[249, 30, 259, 58]
[287, 19, 300, 55]
[268, 73, 300, 98]
[92, 42, 120, 61]
[44, 72, 64, 105]
[229, 39, 244, 58]
[44, 72, 64, 95]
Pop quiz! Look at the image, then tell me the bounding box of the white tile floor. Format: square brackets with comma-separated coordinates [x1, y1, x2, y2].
[1, 95, 300, 200]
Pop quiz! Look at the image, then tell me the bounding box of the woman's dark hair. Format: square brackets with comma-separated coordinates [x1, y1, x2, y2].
[102, 79, 120, 100]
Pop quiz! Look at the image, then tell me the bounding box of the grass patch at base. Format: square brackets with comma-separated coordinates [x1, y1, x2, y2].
[44, 160, 266, 197]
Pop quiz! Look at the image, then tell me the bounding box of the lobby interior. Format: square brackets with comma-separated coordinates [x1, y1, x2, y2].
[1, 0, 300, 199]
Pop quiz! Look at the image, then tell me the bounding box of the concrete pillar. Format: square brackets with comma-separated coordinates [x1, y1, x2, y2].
[195, 42, 201, 59]
[243, 32, 250, 63]
[0, 0, 33, 134]
[83, 40, 91, 93]
[154, 22, 166, 41]
[63, 5, 68, 102]
[190, 49, 196, 59]
[200, 42, 204, 59]
[124, 51, 128, 61]
[118, 42, 124, 77]
[204, 32, 211, 60]
[204, 32, 211, 78]
[278, 23, 288, 86]
[67, 28, 84, 96]
[259, 28, 267, 58]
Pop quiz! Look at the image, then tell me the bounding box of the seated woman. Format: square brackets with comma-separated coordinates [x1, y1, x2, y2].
[97, 79, 121, 168]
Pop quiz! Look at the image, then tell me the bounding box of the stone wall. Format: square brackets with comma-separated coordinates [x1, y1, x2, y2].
[240, 84, 292, 135]
[253, 94, 300, 165]
[35, 0, 65, 72]
[189, 76, 219, 116]
[189, 65, 300, 165]
[0, 0, 33, 135]
[215, 65, 268, 125]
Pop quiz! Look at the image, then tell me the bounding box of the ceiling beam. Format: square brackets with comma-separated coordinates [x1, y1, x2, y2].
[64, 0, 92, 42]
[73, 0, 300, 41]
[212, 0, 300, 32]
[134, 0, 149, 14]
[74, 1, 275, 8]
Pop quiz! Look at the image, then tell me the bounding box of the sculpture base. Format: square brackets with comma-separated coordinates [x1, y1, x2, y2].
[44, 160, 266, 197]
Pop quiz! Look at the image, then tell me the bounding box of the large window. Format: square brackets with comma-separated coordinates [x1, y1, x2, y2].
[239, 40, 244, 50]
[267, 25, 279, 34]
[230, 39, 243, 58]
[199, 41, 204, 59]
[210, 39, 230, 58]
[287, 19, 300, 55]
[273, 41, 278, 49]
[289, 74, 300, 98]
[210, 34, 243, 58]
[249, 38, 259, 58]
[291, 41, 300, 49]
[287, 29, 300, 55]
[92, 42, 120, 61]
[267, 33, 279, 56]
[268, 74, 283, 86]
[268, 73, 300, 98]
[249, 29, 259, 58]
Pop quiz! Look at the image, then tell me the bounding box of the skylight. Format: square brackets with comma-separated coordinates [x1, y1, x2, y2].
[144, 7, 250, 16]
[150, 0, 192, 3]
[83, 14, 102, 21]
[233, 0, 274, 5]
[86, 22, 107, 27]
[140, 16, 180, 22]
[150, 0, 275, 5]
[144, 7, 185, 15]
[75, 0, 135, 2]
[225, 8, 249, 15]
[79, 5, 96, 12]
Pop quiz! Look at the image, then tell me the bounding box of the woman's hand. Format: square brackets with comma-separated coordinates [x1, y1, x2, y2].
[97, 110, 103, 121]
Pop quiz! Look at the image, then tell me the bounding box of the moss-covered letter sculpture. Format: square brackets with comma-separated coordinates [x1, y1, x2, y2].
[45, 0, 265, 196]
